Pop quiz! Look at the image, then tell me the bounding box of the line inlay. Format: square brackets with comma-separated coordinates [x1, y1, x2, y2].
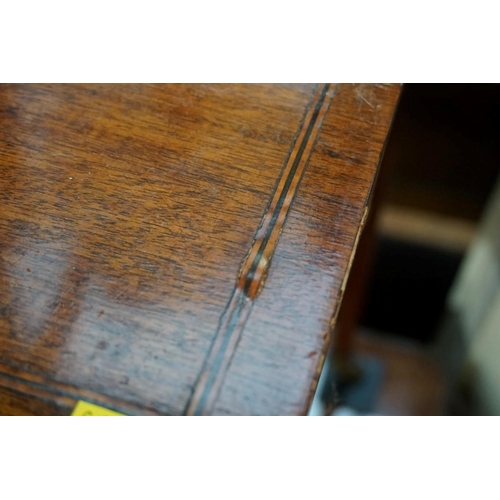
[185, 84, 337, 415]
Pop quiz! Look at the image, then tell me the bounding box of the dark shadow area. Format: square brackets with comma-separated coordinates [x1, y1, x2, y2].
[361, 237, 463, 343]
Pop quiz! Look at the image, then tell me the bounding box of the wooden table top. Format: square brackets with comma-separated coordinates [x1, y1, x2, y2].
[0, 84, 400, 415]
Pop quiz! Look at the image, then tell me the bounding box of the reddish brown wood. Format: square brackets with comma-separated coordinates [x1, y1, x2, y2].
[0, 84, 400, 415]
[331, 126, 392, 380]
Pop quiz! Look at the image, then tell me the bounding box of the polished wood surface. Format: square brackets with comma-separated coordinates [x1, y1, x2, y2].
[0, 84, 400, 415]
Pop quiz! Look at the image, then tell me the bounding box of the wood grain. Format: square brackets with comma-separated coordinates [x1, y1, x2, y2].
[213, 84, 401, 415]
[0, 84, 400, 415]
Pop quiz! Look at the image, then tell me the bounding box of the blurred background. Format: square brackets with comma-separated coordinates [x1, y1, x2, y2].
[310, 83, 500, 416]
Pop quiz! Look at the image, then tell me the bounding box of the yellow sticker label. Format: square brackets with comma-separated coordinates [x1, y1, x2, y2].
[71, 400, 124, 416]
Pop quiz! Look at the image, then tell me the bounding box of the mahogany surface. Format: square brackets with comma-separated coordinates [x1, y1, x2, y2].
[0, 84, 400, 415]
